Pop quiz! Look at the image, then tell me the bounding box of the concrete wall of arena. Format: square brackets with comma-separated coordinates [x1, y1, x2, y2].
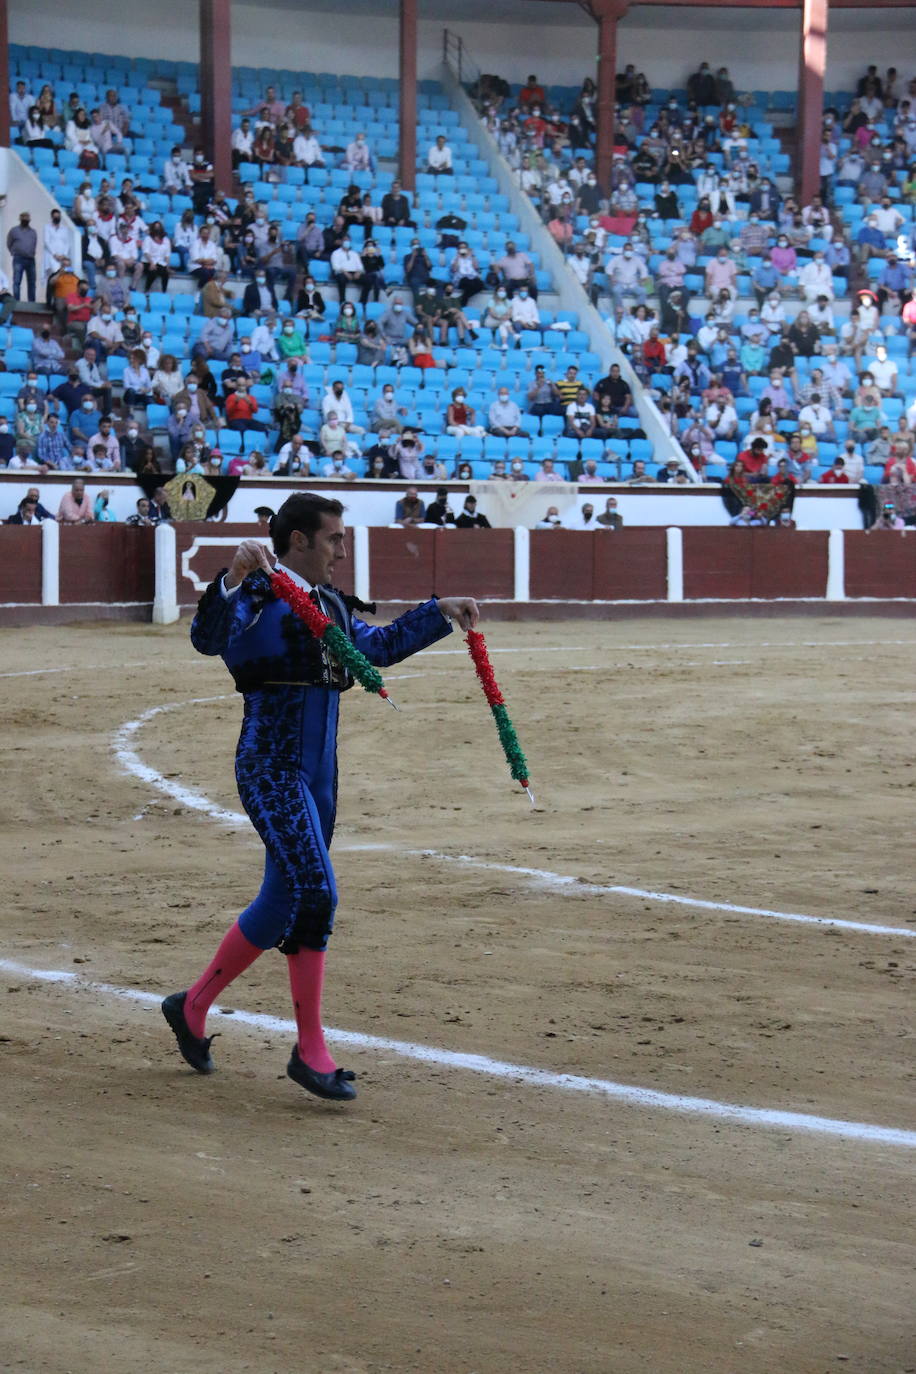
[3, 520, 914, 623]
[9, 1, 912, 96]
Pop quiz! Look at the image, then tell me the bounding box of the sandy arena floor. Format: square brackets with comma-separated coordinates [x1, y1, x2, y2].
[0, 612, 914, 1374]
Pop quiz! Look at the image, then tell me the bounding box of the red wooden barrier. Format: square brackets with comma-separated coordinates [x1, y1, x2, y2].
[367, 528, 514, 602]
[0, 527, 42, 602]
[845, 531, 916, 599]
[683, 529, 828, 600]
[530, 529, 667, 600]
[59, 526, 155, 604]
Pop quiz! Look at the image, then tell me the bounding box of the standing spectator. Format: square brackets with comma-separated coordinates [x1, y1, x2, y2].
[7, 211, 37, 302]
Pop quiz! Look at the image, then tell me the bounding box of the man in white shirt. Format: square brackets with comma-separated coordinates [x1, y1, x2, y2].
[865, 344, 898, 395]
[110, 226, 143, 287]
[163, 147, 193, 192]
[189, 225, 221, 285]
[293, 130, 324, 168]
[797, 252, 834, 303]
[10, 80, 33, 129]
[798, 396, 836, 439]
[427, 136, 453, 174]
[342, 133, 371, 171]
[321, 380, 364, 434]
[509, 288, 541, 332]
[230, 121, 255, 167]
[330, 239, 364, 303]
[872, 197, 905, 238]
[704, 398, 738, 439]
[42, 211, 71, 282]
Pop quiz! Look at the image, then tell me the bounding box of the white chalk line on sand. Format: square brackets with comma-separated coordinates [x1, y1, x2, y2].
[8, 635, 916, 682]
[112, 699, 915, 943]
[2, 956, 914, 1150]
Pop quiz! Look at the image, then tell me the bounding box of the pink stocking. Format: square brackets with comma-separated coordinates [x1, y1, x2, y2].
[286, 947, 336, 1073]
[184, 922, 263, 1037]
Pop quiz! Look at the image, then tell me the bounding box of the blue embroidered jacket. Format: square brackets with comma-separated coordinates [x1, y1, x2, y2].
[190, 569, 452, 771]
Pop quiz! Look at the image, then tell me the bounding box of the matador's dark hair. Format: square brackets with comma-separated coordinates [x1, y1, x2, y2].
[270, 493, 344, 556]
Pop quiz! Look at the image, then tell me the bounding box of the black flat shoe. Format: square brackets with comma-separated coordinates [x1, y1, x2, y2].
[287, 1045, 356, 1101]
[161, 992, 217, 1074]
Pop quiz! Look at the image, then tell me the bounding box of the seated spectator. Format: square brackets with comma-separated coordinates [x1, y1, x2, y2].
[122, 350, 154, 408]
[450, 242, 486, 307]
[737, 436, 771, 479]
[427, 135, 453, 175]
[381, 180, 415, 227]
[866, 344, 898, 395]
[391, 429, 424, 477]
[277, 316, 309, 362]
[489, 387, 529, 439]
[87, 416, 121, 471]
[274, 432, 311, 478]
[594, 364, 633, 416]
[225, 381, 268, 434]
[395, 486, 426, 525]
[320, 450, 358, 481]
[408, 323, 437, 371]
[442, 384, 480, 436]
[455, 495, 491, 529]
[819, 456, 850, 485]
[527, 365, 564, 417]
[57, 477, 93, 524]
[565, 387, 596, 440]
[378, 298, 417, 362]
[424, 488, 456, 526]
[492, 241, 537, 299]
[536, 505, 563, 528]
[321, 379, 363, 436]
[35, 414, 73, 472]
[535, 457, 564, 482]
[849, 395, 887, 442]
[481, 288, 517, 348]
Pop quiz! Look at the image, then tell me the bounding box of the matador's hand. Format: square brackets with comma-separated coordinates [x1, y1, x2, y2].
[438, 597, 480, 631]
[225, 538, 275, 590]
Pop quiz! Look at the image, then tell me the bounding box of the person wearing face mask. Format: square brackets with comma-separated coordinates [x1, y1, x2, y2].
[342, 130, 372, 172]
[85, 302, 125, 362]
[275, 316, 308, 363]
[377, 297, 417, 361]
[491, 240, 537, 300]
[41, 208, 70, 283]
[798, 252, 834, 304]
[449, 242, 485, 308]
[445, 388, 485, 438]
[606, 241, 650, 310]
[75, 344, 112, 415]
[358, 240, 386, 306]
[295, 275, 325, 326]
[391, 429, 426, 479]
[370, 384, 408, 438]
[402, 238, 434, 293]
[243, 269, 278, 317]
[329, 235, 364, 306]
[34, 413, 73, 471]
[770, 235, 798, 280]
[173, 374, 219, 432]
[166, 404, 193, 461]
[31, 325, 65, 376]
[488, 387, 530, 439]
[481, 286, 517, 348]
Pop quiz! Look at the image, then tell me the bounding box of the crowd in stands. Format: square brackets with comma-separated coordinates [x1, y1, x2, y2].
[1, 44, 915, 531]
[475, 60, 916, 524]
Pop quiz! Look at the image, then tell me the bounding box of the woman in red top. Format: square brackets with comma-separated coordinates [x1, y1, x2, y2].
[690, 197, 713, 235]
